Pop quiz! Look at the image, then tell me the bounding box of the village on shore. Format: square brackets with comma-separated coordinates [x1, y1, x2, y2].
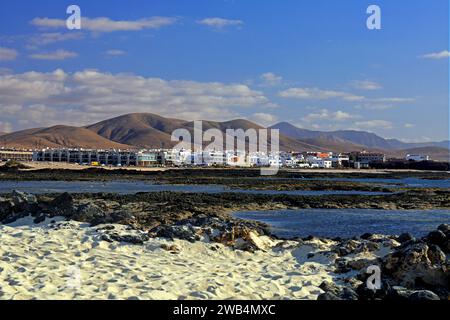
[0, 147, 438, 170]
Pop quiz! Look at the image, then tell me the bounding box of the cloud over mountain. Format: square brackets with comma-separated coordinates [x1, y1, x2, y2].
[0, 69, 270, 131]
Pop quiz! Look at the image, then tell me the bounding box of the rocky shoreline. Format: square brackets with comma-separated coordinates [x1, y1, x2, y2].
[0, 189, 449, 300]
[1, 165, 449, 182]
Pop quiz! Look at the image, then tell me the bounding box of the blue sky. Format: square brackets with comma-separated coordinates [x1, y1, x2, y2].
[0, 0, 448, 142]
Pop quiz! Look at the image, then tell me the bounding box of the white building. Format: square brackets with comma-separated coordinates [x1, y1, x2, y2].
[167, 148, 192, 166]
[268, 154, 283, 167]
[330, 154, 350, 167]
[202, 150, 226, 166]
[248, 152, 269, 167]
[406, 154, 430, 162]
[308, 157, 332, 168]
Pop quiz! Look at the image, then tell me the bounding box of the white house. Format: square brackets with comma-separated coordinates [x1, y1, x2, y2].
[308, 158, 332, 168]
[406, 154, 430, 162]
[202, 150, 226, 166]
[248, 152, 269, 166]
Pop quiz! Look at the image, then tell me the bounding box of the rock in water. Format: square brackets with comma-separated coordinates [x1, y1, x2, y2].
[426, 230, 447, 247]
[397, 233, 414, 243]
[437, 224, 450, 235]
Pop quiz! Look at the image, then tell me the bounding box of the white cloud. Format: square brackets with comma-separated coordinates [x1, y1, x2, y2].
[279, 87, 364, 101]
[104, 49, 126, 56]
[303, 109, 359, 122]
[28, 32, 84, 46]
[279, 87, 414, 107]
[373, 97, 414, 103]
[29, 50, 78, 60]
[351, 80, 382, 90]
[0, 69, 270, 130]
[404, 123, 414, 128]
[31, 16, 177, 33]
[420, 50, 450, 59]
[197, 17, 243, 29]
[260, 72, 282, 86]
[354, 120, 393, 130]
[251, 113, 278, 126]
[0, 47, 18, 61]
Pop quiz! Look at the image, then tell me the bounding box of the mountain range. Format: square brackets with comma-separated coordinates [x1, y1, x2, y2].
[270, 122, 449, 150]
[0, 113, 448, 161]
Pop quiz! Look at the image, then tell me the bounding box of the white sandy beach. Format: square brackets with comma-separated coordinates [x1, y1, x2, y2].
[0, 216, 399, 300]
[0, 217, 342, 300]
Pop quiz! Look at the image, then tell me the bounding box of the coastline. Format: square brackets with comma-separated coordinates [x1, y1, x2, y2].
[2, 160, 449, 173]
[0, 189, 449, 300]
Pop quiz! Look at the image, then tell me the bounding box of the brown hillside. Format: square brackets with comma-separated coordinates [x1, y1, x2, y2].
[0, 126, 131, 149]
[86, 113, 325, 151]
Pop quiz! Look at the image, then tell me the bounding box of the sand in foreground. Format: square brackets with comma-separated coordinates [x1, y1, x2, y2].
[0, 218, 358, 300]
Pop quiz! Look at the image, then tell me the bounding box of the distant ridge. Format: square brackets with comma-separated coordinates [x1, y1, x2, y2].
[270, 121, 450, 151]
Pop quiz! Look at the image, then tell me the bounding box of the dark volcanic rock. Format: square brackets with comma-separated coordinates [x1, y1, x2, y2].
[150, 216, 271, 251]
[319, 281, 340, 295]
[409, 290, 440, 301]
[102, 233, 149, 245]
[386, 286, 414, 300]
[360, 233, 373, 240]
[10, 190, 39, 215]
[109, 211, 135, 223]
[12, 190, 37, 207]
[318, 281, 359, 300]
[153, 224, 201, 243]
[317, 292, 342, 300]
[437, 224, 450, 234]
[382, 242, 449, 289]
[397, 233, 415, 244]
[72, 203, 105, 225]
[50, 192, 75, 216]
[355, 282, 389, 300]
[340, 287, 359, 300]
[442, 240, 450, 254]
[33, 214, 46, 224]
[0, 200, 15, 221]
[426, 230, 447, 247]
